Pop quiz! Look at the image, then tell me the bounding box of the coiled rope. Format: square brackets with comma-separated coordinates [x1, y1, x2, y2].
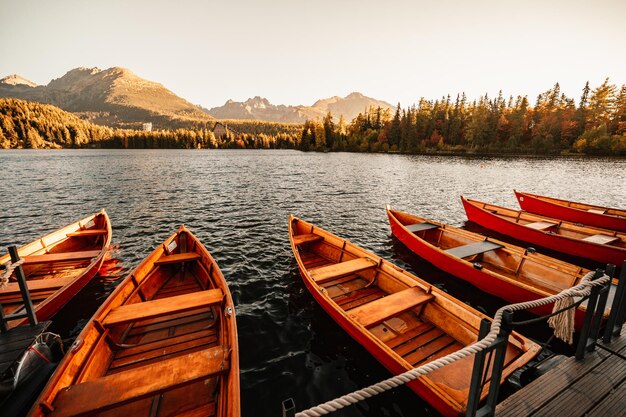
[0, 259, 24, 289]
[296, 270, 608, 417]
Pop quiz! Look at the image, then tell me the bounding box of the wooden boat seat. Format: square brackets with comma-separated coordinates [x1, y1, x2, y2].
[405, 222, 440, 233]
[66, 229, 108, 237]
[587, 208, 606, 214]
[582, 234, 619, 245]
[0, 276, 74, 295]
[153, 252, 201, 265]
[49, 346, 229, 417]
[102, 289, 223, 327]
[23, 250, 102, 265]
[525, 221, 558, 230]
[308, 257, 377, 284]
[293, 234, 324, 246]
[348, 287, 434, 327]
[445, 240, 503, 259]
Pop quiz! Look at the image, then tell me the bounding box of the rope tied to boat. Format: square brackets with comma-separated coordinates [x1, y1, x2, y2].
[547, 296, 576, 344]
[295, 270, 607, 417]
[0, 259, 24, 289]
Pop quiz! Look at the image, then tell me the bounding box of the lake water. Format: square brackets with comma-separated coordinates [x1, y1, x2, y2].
[1, 149, 625, 416]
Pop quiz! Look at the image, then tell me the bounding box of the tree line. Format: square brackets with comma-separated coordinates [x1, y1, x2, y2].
[299, 79, 626, 155]
[0, 98, 301, 149]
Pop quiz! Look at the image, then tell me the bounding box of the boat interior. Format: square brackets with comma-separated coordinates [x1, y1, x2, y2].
[526, 194, 626, 218]
[291, 218, 535, 409]
[0, 212, 109, 316]
[35, 231, 235, 417]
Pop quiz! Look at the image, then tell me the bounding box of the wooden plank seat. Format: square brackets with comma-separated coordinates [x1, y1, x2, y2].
[153, 252, 202, 265]
[49, 346, 229, 417]
[445, 240, 504, 259]
[308, 257, 377, 284]
[405, 222, 440, 233]
[66, 229, 108, 237]
[348, 287, 434, 327]
[103, 289, 223, 327]
[582, 234, 620, 245]
[23, 250, 102, 265]
[0, 276, 74, 295]
[525, 221, 558, 230]
[587, 208, 606, 214]
[292, 233, 324, 246]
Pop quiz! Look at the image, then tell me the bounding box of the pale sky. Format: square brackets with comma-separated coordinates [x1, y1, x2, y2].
[1, 0, 625, 109]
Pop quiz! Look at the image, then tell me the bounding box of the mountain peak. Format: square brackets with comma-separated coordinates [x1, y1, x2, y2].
[345, 92, 365, 99]
[0, 74, 38, 87]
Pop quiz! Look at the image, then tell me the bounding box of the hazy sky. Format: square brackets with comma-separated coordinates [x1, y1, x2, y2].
[1, 0, 625, 108]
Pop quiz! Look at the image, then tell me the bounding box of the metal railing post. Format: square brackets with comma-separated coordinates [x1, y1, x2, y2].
[576, 269, 603, 360]
[282, 398, 296, 417]
[586, 264, 614, 351]
[476, 311, 514, 417]
[466, 318, 492, 417]
[8, 245, 38, 327]
[604, 261, 626, 342]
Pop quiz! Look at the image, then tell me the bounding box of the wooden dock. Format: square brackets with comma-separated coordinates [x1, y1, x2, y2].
[0, 321, 51, 375]
[496, 325, 626, 416]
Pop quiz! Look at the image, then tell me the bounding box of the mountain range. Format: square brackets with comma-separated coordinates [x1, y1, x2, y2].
[206, 93, 394, 123]
[0, 67, 394, 127]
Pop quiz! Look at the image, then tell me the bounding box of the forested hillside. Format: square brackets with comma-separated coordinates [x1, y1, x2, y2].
[0, 98, 301, 149]
[299, 79, 626, 155]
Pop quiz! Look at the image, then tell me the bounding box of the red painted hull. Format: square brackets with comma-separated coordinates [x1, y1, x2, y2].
[515, 191, 626, 232]
[462, 198, 626, 266]
[386, 209, 588, 329]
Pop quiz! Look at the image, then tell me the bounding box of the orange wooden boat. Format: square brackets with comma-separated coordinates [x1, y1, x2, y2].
[462, 197, 626, 266]
[0, 210, 111, 326]
[28, 225, 240, 417]
[387, 207, 615, 330]
[289, 215, 539, 417]
[514, 190, 626, 232]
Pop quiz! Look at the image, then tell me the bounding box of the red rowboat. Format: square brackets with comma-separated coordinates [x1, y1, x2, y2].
[28, 225, 240, 417]
[0, 210, 111, 327]
[289, 215, 539, 417]
[462, 197, 626, 266]
[515, 190, 626, 232]
[386, 206, 614, 330]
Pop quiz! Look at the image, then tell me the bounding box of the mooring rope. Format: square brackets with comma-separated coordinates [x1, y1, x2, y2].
[0, 259, 24, 289]
[295, 270, 607, 417]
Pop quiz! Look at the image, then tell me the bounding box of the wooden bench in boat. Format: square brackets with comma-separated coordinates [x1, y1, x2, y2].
[49, 345, 229, 417]
[582, 234, 620, 245]
[292, 233, 324, 246]
[405, 222, 440, 233]
[445, 240, 503, 259]
[66, 229, 108, 237]
[348, 287, 434, 327]
[525, 221, 558, 231]
[308, 257, 377, 284]
[0, 276, 74, 295]
[587, 208, 606, 214]
[102, 289, 223, 327]
[23, 250, 102, 265]
[153, 252, 202, 265]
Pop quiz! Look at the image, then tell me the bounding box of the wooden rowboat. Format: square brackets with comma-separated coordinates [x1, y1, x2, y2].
[462, 197, 626, 266]
[0, 210, 111, 326]
[514, 190, 626, 232]
[289, 215, 539, 417]
[387, 206, 614, 330]
[28, 226, 240, 417]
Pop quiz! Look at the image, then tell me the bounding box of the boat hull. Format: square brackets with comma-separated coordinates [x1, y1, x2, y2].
[515, 191, 626, 232]
[386, 208, 589, 329]
[462, 197, 626, 266]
